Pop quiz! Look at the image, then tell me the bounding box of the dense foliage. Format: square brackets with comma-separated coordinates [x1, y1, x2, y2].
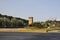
[0, 14, 28, 28]
[0, 14, 60, 28]
[31, 20, 60, 28]
[30, 22, 44, 28]
[41, 20, 60, 28]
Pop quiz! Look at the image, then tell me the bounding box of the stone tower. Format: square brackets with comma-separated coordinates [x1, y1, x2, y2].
[28, 17, 33, 25]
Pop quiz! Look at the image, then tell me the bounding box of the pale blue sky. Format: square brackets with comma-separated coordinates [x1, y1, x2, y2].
[0, 0, 60, 22]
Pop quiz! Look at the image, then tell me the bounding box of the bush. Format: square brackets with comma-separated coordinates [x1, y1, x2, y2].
[32, 22, 43, 28]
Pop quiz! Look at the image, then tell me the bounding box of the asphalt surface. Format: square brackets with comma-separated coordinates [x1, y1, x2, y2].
[0, 32, 60, 40]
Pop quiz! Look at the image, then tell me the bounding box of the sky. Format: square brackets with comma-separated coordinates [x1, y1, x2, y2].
[0, 0, 60, 22]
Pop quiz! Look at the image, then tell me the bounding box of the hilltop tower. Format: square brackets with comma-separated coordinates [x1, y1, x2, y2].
[28, 17, 33, 25]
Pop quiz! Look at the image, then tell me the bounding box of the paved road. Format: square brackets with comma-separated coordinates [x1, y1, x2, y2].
[0, 32, 60, 40]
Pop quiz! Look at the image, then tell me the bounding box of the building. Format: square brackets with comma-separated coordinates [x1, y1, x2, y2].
[28, 17, 33, 25]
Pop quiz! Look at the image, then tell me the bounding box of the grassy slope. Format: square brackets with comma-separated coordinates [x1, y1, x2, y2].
[0, 27, 46, 33]
[0, 26, 60, 33]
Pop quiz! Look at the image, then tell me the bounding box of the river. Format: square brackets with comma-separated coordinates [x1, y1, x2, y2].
[0, 32, 60, 40]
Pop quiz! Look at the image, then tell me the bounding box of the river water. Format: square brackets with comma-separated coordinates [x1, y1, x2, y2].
[0, 32, 60, 40]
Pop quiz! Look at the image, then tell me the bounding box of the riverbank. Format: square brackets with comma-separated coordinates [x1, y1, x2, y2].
[0, 28, 46, 33]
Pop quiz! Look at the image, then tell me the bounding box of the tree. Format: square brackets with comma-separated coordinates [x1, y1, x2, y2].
[32, 22, 43, 28]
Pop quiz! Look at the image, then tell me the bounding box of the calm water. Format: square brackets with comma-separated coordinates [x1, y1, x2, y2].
[0, 32, 60, 40]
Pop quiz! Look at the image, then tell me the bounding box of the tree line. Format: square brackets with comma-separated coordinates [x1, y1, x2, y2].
[31, 20, 60, 28]
[0, 14, 28, 28]
[0, 14, 60, 28]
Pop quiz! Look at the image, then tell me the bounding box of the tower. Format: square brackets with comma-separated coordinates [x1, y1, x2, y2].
[28, 17, 33, 25]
